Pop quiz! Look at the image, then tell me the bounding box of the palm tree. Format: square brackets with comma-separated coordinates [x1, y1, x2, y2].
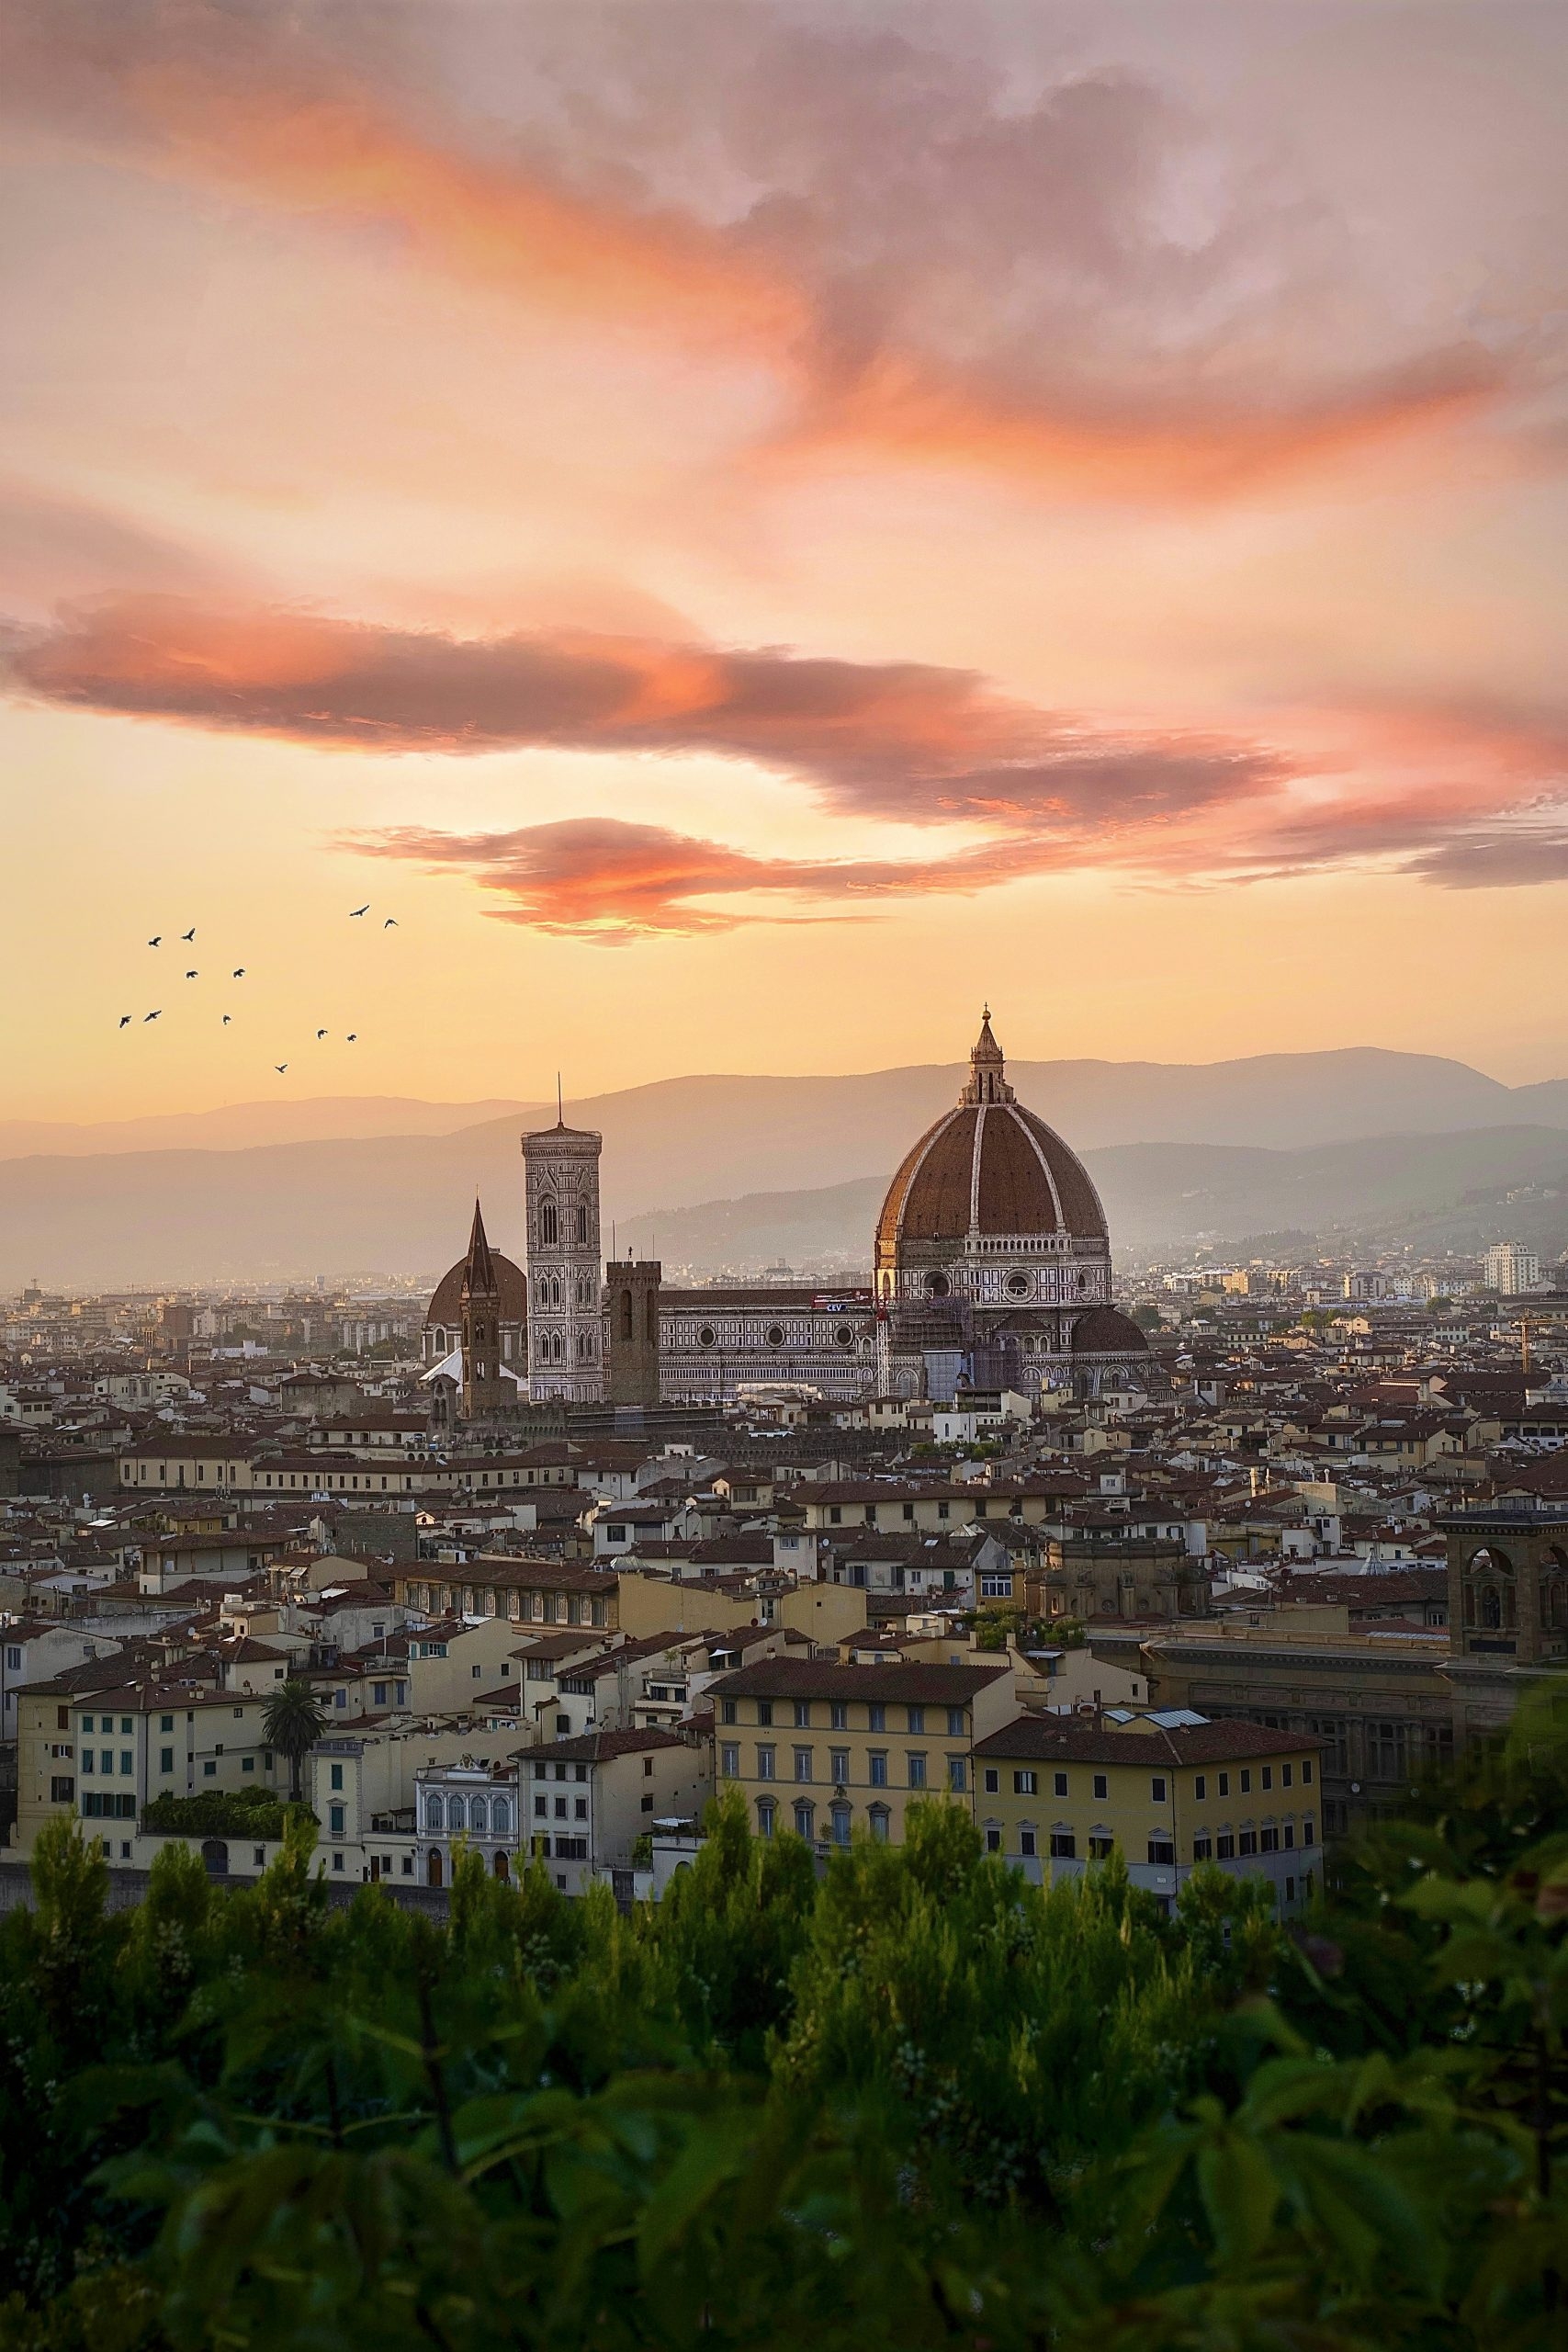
[263, 1679, 329, 1805]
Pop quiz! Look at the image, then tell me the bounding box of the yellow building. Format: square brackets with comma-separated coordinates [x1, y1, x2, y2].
[971, 1712, 1324, 1914]
[709, 1658, 1012, 1846]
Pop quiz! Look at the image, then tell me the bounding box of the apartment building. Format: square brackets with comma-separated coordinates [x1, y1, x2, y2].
[971, 1712, 1324, 1914]
[708, 1658, 1012, 1846]
[523, 1726, 711, 1895]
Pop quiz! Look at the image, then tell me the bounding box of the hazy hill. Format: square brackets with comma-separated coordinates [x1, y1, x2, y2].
[4, 1119, 1565, 1289]
[5, 1048, 1567, 1171]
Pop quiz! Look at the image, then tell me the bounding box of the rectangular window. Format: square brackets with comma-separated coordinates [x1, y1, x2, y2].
[1013, 1769, 1037, 1796]
[1088, 1835, 1114, 1861]
[1092, 1772, 1108, 1801]
[534, 1793, 547, 1818]
[1151, 1775, 1168, 1804]
[1020, 1828, 1037, 1857]
[329, 1804, 345, 1835]
[868, 1703, 886, 1733]
[160, 1714, 174, 1734]
[120, 1751, 132, 1776]
[1261, 1766, 1273, 1792]
[1240, 1770, 1251, 1795]
[794, 1700, 811, 1728]
[794, 1747, 813, 1783]
[1053, 1770, 1068, 1798]
[829, 1748, 850, 1782]
[160, 1747, 174, 1774]
[1049, 1831, 1077, 1859]
[330, 1764, 344, 1792]
[1303, 1816, 1315, 1846]
[946, 1708, 964, 1737]
[829, 1702, 848, 1731]
[907, 1753, 927, 1789]
[1218, 1772, 1230, 1798]
[984, 1767, 999, 1793]
[1147, 1836, 1176, 1865]
[947, 1758, 966, 1793]
[1259, 1826, 1279, 1852]
[1303, 1760, 1314, 1785]
[721, 1700, 737, 1725]
[756, 1746, 775, 1781]
[869, 1750, 887, 1788]
[1216, 1832, 1235, 1859]
[51, 1777, 73, 1804]
[1281, 1762, 1293, 1788]
[907, 1705, 925, 1734]
[82, 1751, 95, 1776]
[721, 1744, 739, 1778]
[757, 1701, 773, 1727]
[203, 1762, 217, 1778]
[1238, 1828, 1258, 1856]
[984, 1826, 1001, 1853]
[1192, 1831, 1213, 1860]
[1282, 1822, 1295, 1849]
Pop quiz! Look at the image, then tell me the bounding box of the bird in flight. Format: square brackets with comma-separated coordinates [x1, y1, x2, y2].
[185, 968, 198, 978]
[147, 935, 162, 946]
[181, 927, 196, 942]
[275, 1063, 288, 1073]
[383, 917, 398, 927]
[144, 1010, 161, 1023]
[118, 1014, 131, 1028]
[350, 904, 369, 917]
[345, 1033, 358, 1042]
[316, 1028, 328, 1040]
[232, 967, 245, 978]
[222, 1015, 231, 1026]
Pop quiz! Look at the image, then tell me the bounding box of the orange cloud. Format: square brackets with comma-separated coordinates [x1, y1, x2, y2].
[10, 5, 1521, 504]
[348, 817, 1046, 943]
[6, 594, 1287, 832]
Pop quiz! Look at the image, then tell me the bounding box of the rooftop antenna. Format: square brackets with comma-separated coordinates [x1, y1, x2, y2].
[557, 1071, 563, 1126]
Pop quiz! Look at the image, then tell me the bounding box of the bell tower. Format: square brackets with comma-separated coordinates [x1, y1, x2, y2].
[459, 1197, 508, 1420]
[606, 1258, 663, 1407]
[522, 1108, 606, 1403]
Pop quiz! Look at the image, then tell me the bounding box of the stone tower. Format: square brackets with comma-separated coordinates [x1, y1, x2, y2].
[522, 1114, 605, 1402]
[605, 1258, 663, 1407]
[459, 1197, 508, 1421]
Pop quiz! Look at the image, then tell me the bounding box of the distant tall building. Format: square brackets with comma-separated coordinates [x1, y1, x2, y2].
[1483, 1241, 1540, 1295]
[523, 1116, 605, 1402]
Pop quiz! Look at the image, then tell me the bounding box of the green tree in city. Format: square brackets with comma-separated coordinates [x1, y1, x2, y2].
[261, 1679, 329, 1804]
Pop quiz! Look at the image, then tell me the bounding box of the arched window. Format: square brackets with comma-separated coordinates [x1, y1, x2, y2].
[469, 1797, 488, 1836]
[425, 1792, 444, 1831]
[549, 1275, 561, 1309]
[793, 1800, 815, 1840]
[756, 1798, 776, 1839]
[647, 1293, 658, 1344]
[491, 1797, 511, 1838]
[868, 1804, 890, 1843]
[539, 1198, 558, 1246]
[576, 1202, 590, 1244]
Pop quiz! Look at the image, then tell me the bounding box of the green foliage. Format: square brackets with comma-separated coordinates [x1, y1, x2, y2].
[261, 1679, 330, 1803]
[141, 1788, 290, 1839]
[0, 1732, 1563, 2348]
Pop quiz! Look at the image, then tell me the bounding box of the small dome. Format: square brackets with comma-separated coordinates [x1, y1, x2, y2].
[424, 1250, 527, 1329]
[1069, 1305, 1150, 1355]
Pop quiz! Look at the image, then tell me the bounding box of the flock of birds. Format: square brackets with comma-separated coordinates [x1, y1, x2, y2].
[118, 905, 398, 1072]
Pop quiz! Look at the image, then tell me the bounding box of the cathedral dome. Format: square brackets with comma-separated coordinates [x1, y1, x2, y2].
[876, 1011, 1107, 1262]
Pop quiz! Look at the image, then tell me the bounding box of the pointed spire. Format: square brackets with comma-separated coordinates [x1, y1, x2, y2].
[460, 1195, 499, 1298]
[960, 1004, 1014, 1106]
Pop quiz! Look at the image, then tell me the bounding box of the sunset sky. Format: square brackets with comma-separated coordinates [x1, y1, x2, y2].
[4, 0, 1567, 1121]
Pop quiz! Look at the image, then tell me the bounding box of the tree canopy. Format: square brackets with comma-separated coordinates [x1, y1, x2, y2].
[0, 1688, 1563, 2351]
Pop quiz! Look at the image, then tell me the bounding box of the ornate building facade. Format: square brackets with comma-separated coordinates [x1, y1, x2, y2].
[423, 1013, 1150, 1416]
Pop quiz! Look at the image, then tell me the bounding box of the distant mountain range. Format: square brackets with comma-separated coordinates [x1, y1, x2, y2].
[2, 1049, 1565, 1287]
